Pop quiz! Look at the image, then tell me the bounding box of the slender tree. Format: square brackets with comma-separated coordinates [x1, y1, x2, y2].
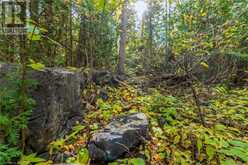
[44, 0, 54, 66]
[116, 0, 128, 75]
[76, 13, 86, 67]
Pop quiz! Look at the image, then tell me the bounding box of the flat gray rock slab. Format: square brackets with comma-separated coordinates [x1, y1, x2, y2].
[88, 113, 149, 162]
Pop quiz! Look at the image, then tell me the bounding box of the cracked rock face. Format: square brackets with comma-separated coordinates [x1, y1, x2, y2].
[27, 68, 84, 153]
[88, 113, 149, 162]
[0, 63, 84, 153]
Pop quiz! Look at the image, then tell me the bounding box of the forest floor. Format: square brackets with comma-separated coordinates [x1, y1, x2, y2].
[47, 79, 248, 165]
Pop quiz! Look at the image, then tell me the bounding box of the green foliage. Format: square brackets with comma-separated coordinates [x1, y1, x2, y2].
[226, 52, 248, 68]
[0, 144, 21, 164]
[66, 125, 86, 140]
[109, 157, 146, 165]
[129, 158, 146, 165]
[66, 148, 89, 164]
[147, 91, 182, 126]
[49, 139, 65, 155]
[0, 71, 36, 163]
[206, 145, 215, 160]
[210, 88, 248, 127]
[214, 85, 229, 95]
[219, 140, 248, 163]
[200, 62, 209, 70]
[171, 0, 248, 57]
[49, 124, 85, 155]
[28, 60, 45, 71]
[18, 153, 46, 165]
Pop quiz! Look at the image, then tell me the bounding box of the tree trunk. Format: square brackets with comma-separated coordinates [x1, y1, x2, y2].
[116, 0, 128, 75]
[76, 14, 86, 67]
[148, 13, 153, 66]
[65, 0, 73, 66]
[30, 0, 39, 23]
[44, 0, 54, 66]
[68, 0, 73, 66]
[164, 0, 172, 73]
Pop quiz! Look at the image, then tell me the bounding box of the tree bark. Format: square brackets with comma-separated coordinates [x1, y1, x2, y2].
[30, 0, 39, 23]
[44, 0, 54, 66]
[65, 0, 73, 66]
[76, 14, 86, 67]
[116, 0, 128, 75]
[164, 0, 173, 73]
[68, 0, 73, 66]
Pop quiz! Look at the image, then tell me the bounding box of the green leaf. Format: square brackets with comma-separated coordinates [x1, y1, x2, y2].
[197, 138, 203, 154]
[220, 158, 236, 165]
[206, 145, 215, 160]
[77, 148, 89, 164]
[18, 153, 46, 165]
[108, 162, 119, 165]
[90, 123, 99, 130]
[205, 137, 219, 146]
[215, 124, 226, 131]
[97, 0, 105, 10]
[200, 62, 209, 70]
[28, 33, 41, 41]
[49, 139, 65, 155]
[27, 24, 41, 41]
[219, 147, 248, 162]
[66, 125, 86, 140]
[129, 158, 146, 165]
[174, 135, 181, 144]
[28, 62, 45, 71]
[229, 140, 248, 149]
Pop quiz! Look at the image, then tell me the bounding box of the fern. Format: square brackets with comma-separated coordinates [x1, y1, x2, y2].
[18, 153, 46, 165]
[226, 52, 248, 68]
[0, 144, 21, 164]
[0, 70, 36, 162]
